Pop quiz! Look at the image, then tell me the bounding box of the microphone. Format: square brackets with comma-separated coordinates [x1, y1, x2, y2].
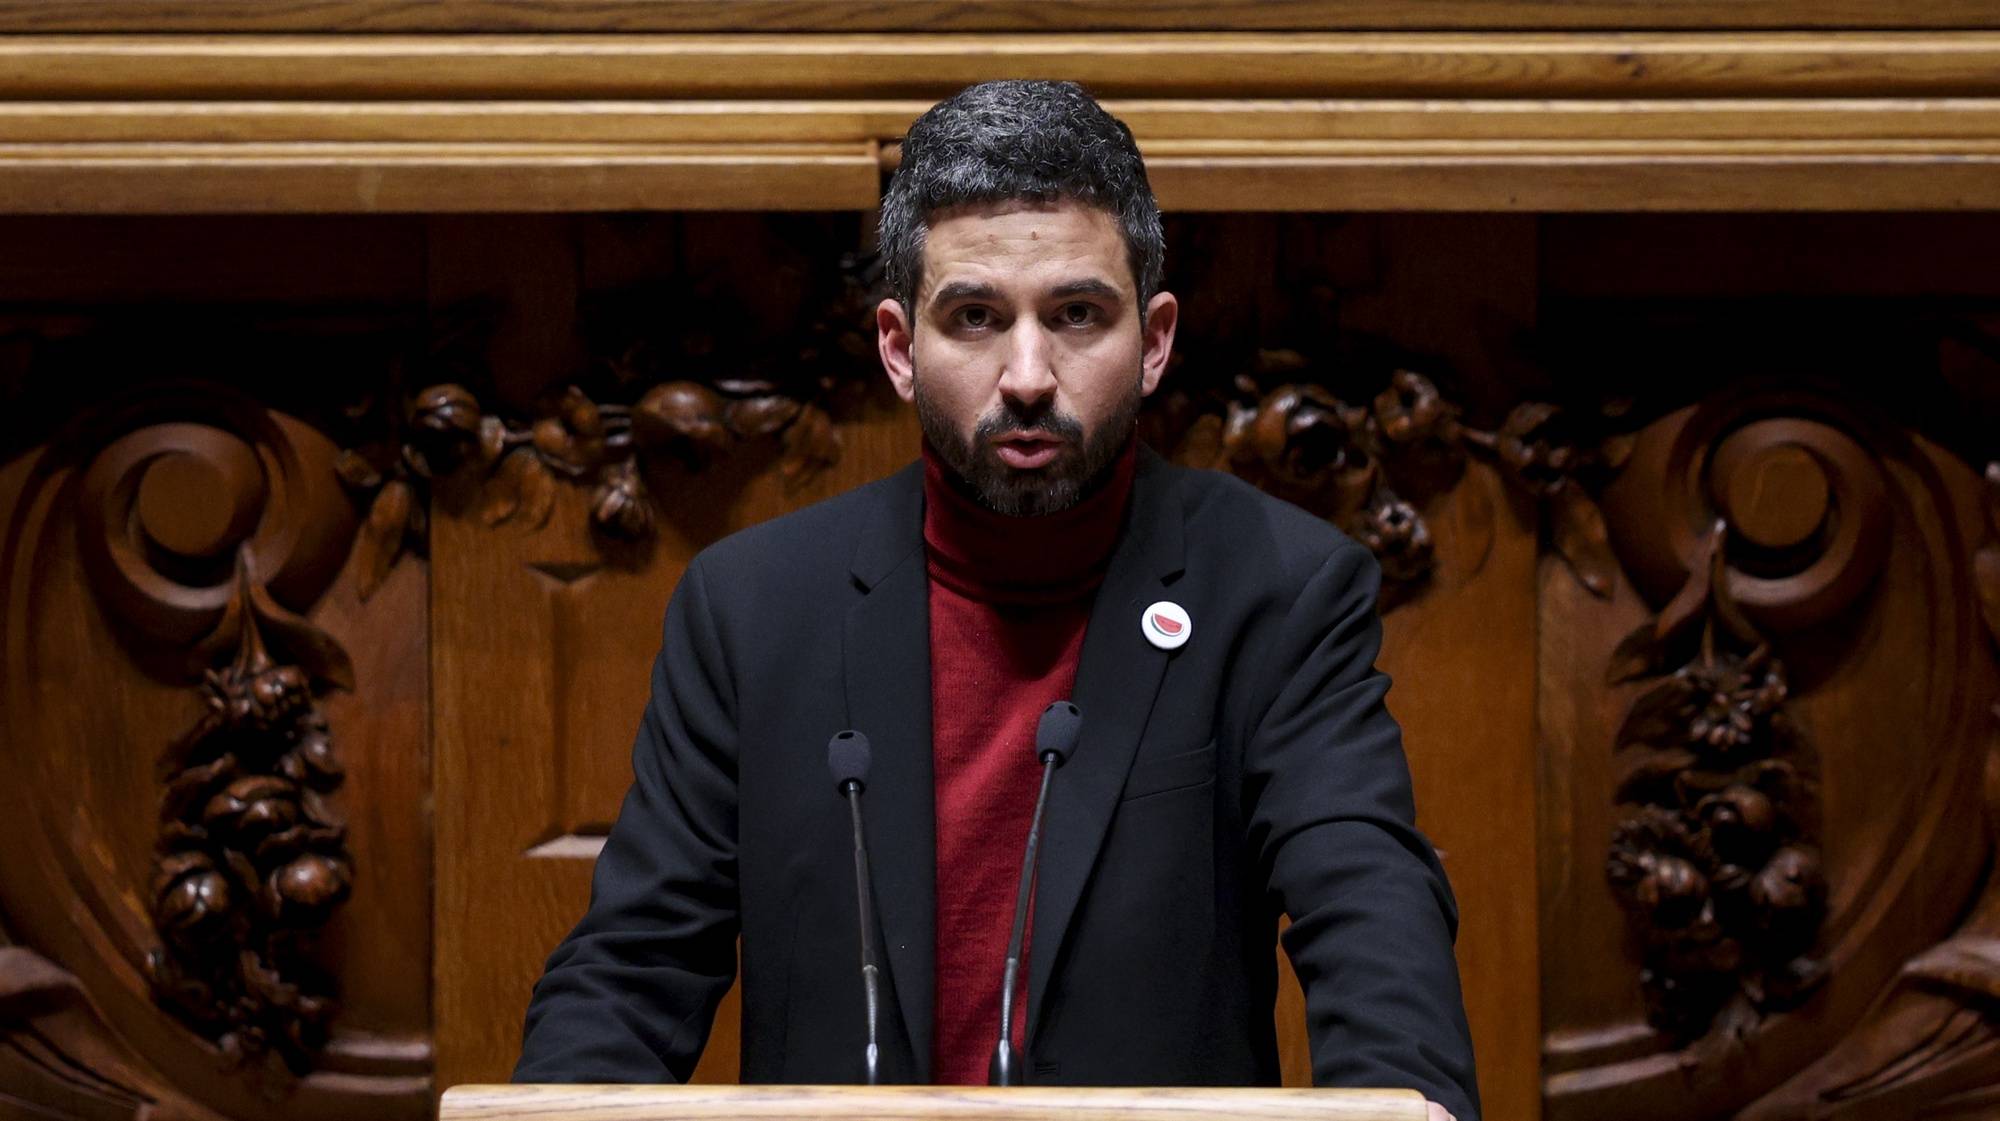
[827, 729, 882, 1086]
[991, 700, 1082, 1086]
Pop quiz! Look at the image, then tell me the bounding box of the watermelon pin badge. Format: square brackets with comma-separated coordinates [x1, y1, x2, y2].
[1141, 601, 1191, 651]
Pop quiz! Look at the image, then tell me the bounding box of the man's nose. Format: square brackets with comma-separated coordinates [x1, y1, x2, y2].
[996, 320, 1057, 406]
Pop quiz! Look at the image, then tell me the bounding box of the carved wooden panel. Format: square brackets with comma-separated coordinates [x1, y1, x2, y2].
[0, 379, 433, 1119]
[5, 208, 2000, 1121]
[1535, 216, 2000, 1120]
[0, 218, 440, 1120]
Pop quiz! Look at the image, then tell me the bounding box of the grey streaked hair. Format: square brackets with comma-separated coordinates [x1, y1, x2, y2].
[878, 79, 1165, 314]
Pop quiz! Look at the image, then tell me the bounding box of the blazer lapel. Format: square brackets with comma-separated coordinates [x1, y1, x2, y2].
[1026, 449, 1187, 1046]
[842, 463, 936, 1080]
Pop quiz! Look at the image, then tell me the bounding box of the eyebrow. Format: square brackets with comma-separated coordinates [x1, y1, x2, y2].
[929, 280, 1001, 307]
[1050, 278, 1124, 301]
[927, 277, 1125, 308]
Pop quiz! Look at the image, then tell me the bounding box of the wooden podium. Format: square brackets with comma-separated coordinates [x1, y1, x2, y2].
[441, 1085, 1429, 1120]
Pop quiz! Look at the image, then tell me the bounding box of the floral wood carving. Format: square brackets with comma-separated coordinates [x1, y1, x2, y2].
[1604, 523, 1827, 1039]
[72, 400, 359, 1084]
[1147, 358, 1625, 600]
[148, 567, 354, 1082]
[340, 258, 883, 597]
[1597, 403, 1911, 1044]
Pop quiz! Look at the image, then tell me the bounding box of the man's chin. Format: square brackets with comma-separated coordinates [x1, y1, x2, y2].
[965, 460, 1086, 517]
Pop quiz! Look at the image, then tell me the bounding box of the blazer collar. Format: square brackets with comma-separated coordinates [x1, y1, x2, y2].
[843, 460, 935, 1077]
[850, 461, 925, 592]
[1026, 446, 1186, 1045]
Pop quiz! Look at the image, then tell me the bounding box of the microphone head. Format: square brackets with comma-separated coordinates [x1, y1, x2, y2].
[1035, 701, 1082, 766]
[827, 730, 872, 790]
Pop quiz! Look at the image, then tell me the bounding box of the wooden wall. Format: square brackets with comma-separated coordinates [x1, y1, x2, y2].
[2, 5, 1999, 1121]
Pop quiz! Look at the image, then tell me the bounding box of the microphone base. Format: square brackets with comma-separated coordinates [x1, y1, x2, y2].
[990, 1041, 1020, 1086]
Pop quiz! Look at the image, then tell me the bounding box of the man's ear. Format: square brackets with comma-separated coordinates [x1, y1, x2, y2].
[877, 297, 917, 403]
[1139, 290, 1179, 398]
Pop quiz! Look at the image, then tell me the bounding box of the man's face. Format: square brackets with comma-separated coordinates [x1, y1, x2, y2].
[877, 199, 1178, 517]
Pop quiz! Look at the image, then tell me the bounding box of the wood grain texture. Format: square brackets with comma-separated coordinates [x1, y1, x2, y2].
[1143, 152, 2000, 211]
[6, 26, 2000, 215]
[1527, 235, 2000, 1118]
[6, 33, 2000, 99]
[439, 1084, 1429, 1120]
[0, 381, 435, 1119]
[0, 0, 1993, 33]
[6, 141, 1999, 214]
[9, 98, 2000, 146]
[0, 144, 881, 214]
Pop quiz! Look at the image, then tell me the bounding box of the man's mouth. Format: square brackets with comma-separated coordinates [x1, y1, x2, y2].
[991, 432, 1063, 470]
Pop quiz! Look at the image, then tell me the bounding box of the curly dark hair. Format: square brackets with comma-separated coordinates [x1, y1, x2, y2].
[878, 79, 1165, 314]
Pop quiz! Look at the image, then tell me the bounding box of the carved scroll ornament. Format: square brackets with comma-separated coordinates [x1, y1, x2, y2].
[1599, 401, 1911, 1042]
[72, 400, 359, 1083]
[1731, 458, 2000, 1120]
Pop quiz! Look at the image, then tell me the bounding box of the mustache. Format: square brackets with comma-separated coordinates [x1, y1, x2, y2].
[972, 401, 1084, 442]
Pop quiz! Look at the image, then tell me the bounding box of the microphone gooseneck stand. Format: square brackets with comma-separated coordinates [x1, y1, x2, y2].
[991, 700, 1083, 1087]
[827, 729, 882, 1086]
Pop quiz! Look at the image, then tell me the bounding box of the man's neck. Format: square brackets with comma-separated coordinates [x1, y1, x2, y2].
[920, 437, 1138, 605]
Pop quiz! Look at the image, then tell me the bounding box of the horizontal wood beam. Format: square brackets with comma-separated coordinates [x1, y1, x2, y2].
[5, 99, 2000, 145]
[0, 0, 1995, 33]
[3, 140, 1995, 213]
[5, 34, 1998, 212]
[5, 33, 2000, 100]
[0, 144, 882, 213]
[1146, 152, 2000, 210]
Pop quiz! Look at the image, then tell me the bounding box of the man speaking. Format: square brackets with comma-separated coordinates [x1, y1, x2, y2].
[512, 80, 1479, 1121]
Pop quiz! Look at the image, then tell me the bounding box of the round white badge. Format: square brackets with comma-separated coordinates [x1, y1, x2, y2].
[1141, 601, 1192, 651]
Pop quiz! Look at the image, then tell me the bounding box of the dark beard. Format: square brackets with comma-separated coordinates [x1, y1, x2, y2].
[914, 376, 1140, 517]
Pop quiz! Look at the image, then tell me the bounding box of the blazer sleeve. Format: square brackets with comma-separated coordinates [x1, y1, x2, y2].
[512, 557, 741, 1084]
[1244, 538, 1481, 1121]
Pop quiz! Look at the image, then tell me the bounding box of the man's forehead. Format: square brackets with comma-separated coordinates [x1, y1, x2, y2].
[917, 198, 1131, 301]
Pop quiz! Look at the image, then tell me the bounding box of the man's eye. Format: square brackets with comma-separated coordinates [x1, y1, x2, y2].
[956, 306, 993, 329]
[1058, 303, 1098, 326]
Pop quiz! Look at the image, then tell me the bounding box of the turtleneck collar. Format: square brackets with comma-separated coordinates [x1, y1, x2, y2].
[922, 435, 1138, 605]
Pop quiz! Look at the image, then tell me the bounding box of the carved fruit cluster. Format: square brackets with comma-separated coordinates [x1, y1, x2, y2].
[339, 378, 845, 577]
[1606, 643, 1826, 1038]
[339, 258, 882, 595]
[1155, 363, 1621, 596]
[148, 640, 351, 1079]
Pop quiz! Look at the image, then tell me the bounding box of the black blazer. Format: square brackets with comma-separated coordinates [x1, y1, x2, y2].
[512, 448, 1479, 1120]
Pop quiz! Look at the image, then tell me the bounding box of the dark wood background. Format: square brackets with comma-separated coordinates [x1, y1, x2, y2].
[3, 4, 2000, 1120]
[4, 208, 1997, 1121]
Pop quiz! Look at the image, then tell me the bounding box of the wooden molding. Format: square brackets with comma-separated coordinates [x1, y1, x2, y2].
[6, 99, 2000, 146]
[3, 33, 2000, 212]
[7, 33, 2000, 99]
[442, 1084, 1430, 1120]
[0, 143, 881, 214]
[1144, 152, 2000, 211]
[0, 1, 1996, 33]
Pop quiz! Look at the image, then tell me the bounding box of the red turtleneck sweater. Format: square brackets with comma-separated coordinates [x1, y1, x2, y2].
[923, 438, 1137, 1085]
